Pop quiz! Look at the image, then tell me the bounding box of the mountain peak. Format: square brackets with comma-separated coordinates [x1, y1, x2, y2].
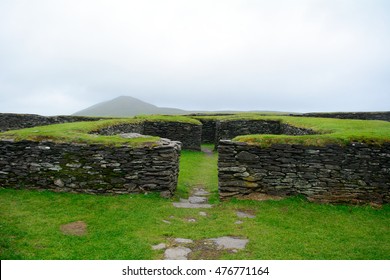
[73, 96, 185, 117]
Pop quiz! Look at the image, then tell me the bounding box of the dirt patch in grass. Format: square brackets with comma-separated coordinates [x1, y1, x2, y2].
[60, 221, 87, 236]
[188, 239, 222, 259]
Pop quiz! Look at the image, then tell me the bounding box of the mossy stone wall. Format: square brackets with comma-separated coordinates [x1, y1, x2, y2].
[0, 139, 181, 197]
[218, 140, 390, 204]
[216, 120, 315, 145]
[0, 113, 98, 132]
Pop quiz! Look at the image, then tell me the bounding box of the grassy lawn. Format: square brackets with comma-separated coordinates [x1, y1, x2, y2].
[1, 146, 389, 260]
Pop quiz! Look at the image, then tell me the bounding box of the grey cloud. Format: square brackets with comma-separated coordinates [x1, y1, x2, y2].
[0, 0, 389, 115]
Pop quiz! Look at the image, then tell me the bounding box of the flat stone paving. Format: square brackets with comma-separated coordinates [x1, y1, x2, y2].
[164, 247, 192, 260]
[172, 187, 212, 209]
[209, 236, 249, 250]
[157, 149, 255, 260]
[155, 236, 250, 260]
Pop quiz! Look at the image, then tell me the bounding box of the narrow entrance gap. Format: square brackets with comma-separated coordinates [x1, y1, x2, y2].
[175, 144, 218, 203]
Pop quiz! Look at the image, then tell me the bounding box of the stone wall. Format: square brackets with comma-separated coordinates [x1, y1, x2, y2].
[0, 139, 181, 197]
[0, 113, 202, 150]
[93, 123, 144, 135]
[0, 113, 99, 132]
[94, 121, 202, 151]
[216, 120, 315, 144]
[197, 119, 217, 144]
[218, 140, 390, 204]
[143, 121, 202, 151]
[299, 112, 390, 122]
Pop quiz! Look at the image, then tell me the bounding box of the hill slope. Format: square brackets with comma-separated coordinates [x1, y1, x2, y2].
[73, 96, 186, 117]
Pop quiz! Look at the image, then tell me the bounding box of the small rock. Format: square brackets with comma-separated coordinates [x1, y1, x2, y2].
[189, 196, 207, 204]
[164, 247, 192, 260]
[54, 179, 64, 187]
[174, 238, 193, 244]
[236, 211, 256, 219]
[209, 236, 249, 250]
[173, 201, 212, 209]
[152, 243, 166, 250]
[162, 220, 171, 224]
[235, 220, 244, 224]
[186, 218, 197, 223]
[193, 188, 210, 196]
[199, 211, 207, 216]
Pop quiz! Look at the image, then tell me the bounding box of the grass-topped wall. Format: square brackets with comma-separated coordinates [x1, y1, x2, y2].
[0, 115, 202, 150]
[0, 118, 183, 197]
[216, 116, 390, 204]
[194, 114, 390, 147]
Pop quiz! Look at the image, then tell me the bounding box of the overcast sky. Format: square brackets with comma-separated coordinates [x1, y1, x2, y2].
[0, 0, 389, 116]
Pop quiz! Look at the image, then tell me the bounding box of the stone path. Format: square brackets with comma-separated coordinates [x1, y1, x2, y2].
[153, 147, 256, 260]
[153, 236, 249, 260]
[172, 187, 212, 209]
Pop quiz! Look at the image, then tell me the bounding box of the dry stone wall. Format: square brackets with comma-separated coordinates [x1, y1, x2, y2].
[198, 119, 217, 144]
[94, 121, 202, 151]
[143, 121, 202, 151]
[0, 113, 98, 132]
[218, 140, 390, 204]
[216, 120, 316, 144]
[0, 139, 181, 197]
[0, 113, 202, 150]
[300, 112, 390, 122]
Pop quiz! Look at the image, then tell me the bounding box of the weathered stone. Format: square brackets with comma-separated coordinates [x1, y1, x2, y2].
[164, 247, 192, 260]
[236, 211, 256, 219]
[174, 238, 193, 244]
[152, 243, 166, 250]
[172, 200, 212, 209]
[236, 151, 259, 162]
[209, 237, 249, 250]
[54, 179, 64, 188]
[189, 196, 207, 204]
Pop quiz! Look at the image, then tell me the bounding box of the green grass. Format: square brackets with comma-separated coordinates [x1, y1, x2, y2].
[0, 119, 160, 147]
[176, 144, 218, 200]
[135, 114, 202, 125]
[1, 145, 389, 260]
